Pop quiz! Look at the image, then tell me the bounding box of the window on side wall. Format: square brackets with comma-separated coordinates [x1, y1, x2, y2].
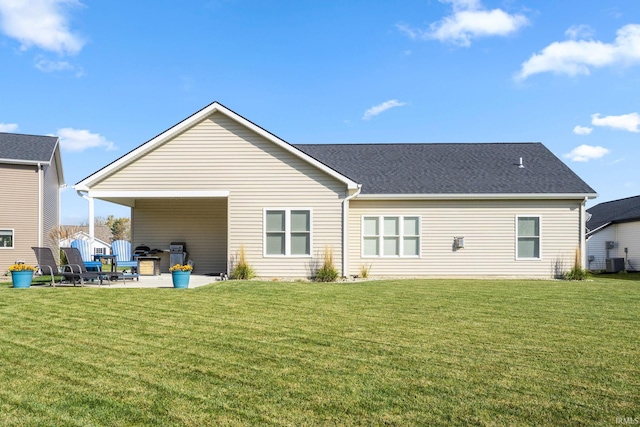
[0, 229, 14, 248]
[264, 209, 311, 256]
[516, 216, 541, 259]
[362, 216, 420, 257]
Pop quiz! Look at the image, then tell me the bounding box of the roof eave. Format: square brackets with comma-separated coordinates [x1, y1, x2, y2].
[355, 192, 598, 200]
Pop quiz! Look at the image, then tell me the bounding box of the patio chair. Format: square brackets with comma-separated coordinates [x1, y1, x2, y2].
[61, 247, 126, 286]
[111, 240, 139, 276]
[71, 239, 102, 271]
[32, 247, 95, 286]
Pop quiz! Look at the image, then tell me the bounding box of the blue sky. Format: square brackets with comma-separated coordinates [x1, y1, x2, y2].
[1, 0, 639, 224]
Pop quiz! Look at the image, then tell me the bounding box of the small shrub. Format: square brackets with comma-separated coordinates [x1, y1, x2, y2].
[315, 246, 339, 282]
[231, 246, 255, 280]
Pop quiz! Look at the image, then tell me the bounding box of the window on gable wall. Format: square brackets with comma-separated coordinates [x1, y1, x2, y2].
[0, 229, 14, 248]
[516, 216, 541, 259]
[264, 209, 311, 256]
[362, 216, 420, 257]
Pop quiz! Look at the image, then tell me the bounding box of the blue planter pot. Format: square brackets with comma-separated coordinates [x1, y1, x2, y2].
[11, 271, 33, 288]
[172, 271, 191, 288]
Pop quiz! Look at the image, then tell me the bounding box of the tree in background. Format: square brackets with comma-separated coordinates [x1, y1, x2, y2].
[103, 215, 131, 242]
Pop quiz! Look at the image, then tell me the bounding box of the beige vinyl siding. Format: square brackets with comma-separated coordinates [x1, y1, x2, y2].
[349, 199, 582, 278]
[133, 198, 227, 274]
[0, 164, 39, 270]
[586, 226, 616, 271]
[93, 112, 345, 278]
[42, 160, 60, 249]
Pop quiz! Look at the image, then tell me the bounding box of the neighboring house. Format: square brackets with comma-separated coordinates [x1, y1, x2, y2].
[586, 195, 640, 272]
[74, 102, 596, 279]
[59, 226, 113, 255]
[0, 132, 65, 271]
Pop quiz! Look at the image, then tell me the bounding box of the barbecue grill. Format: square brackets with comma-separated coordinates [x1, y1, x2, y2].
[169, 242, 188, 266]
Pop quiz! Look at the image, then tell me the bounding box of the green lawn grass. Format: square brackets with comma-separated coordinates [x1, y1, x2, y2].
[0, 277, 638, 426]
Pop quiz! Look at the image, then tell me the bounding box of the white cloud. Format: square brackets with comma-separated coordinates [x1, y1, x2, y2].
[0, 0, 85, 55]
[591, 112, 640, 133]
[573, 125, 593, 135]
[35, 57, 73, 72]
[565, 24, 594, 40]
[57, 128, 116, 152]
[398, 0, 528, 47]
[563, 144, 610, 162]
[0, 122, 18, 132]
[516, 24, 640, 80]
[362, 100, 407, 120]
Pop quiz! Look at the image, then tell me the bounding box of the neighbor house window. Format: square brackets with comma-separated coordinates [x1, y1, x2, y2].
[0, 229, 13, 248]
[516, 216, 540, 259]
[362, 216, 420, 257]
[94, 247, 106, 255]
[264, 209, 311, 256]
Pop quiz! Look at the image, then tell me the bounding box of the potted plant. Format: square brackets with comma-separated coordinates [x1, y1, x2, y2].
[8, 264, 37, 288]
[169, 263, 193, 288]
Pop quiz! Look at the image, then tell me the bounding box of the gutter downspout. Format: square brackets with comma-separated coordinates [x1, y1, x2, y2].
[342, 184, 362, 278]
[580, 197, 587, 269]
[77, 190, 95, 241]
[37, 163, 43, 247]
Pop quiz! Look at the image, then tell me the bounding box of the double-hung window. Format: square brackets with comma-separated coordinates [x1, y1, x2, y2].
[264, 209, 311, 256]
[0, 229, 13, 248]
[362, 216, 420, 257]
[516, 216, 541, 259]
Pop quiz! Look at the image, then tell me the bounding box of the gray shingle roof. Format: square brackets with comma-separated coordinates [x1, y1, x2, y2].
[0, 132, 59, 163]
[586, 195, 640, 235]
[294, 142, 595, 195]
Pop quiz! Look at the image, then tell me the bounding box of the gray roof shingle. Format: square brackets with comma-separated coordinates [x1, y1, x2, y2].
[0, 132, 59, 163]
[294, 142, 595, 195]
[586, 195, 640, 235]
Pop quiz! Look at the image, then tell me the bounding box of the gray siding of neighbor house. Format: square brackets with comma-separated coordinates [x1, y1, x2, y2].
[587, 222, 640, 271]
[91, 112, 347, 278]
[348, 199, 583, 278]
[0, 164, 39, 269]
[42, 160, 61, 249]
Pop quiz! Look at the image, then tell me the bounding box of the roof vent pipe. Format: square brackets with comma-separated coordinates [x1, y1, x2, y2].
[518, 157, 524, 168]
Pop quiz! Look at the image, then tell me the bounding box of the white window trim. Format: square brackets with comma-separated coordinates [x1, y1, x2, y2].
[263, 208, 313, 257]
[0, 228, 14, 249]
[515, 215, 542, 260]
[361, 215, 422, 258]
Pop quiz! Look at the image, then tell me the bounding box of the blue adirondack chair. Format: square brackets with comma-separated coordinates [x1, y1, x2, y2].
[71, 239, 102, 271]
[111, 240, 139, 273]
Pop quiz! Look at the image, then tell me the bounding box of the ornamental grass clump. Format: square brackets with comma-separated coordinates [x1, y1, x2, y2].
[231, 246, 255, 280]
[315, 246, 339, 282]
[564, 247, 589, 281]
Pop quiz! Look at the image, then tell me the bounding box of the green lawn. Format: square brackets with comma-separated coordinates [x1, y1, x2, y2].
[0, 276, 638, 426]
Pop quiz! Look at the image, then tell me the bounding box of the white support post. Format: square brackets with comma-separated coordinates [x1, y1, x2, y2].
[88, 196, 95, 242]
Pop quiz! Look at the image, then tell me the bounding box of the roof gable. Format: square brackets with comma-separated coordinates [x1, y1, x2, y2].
[295, 142, 596, 197]
[587, 194, 640, 235]
[75, 102, 359, 191]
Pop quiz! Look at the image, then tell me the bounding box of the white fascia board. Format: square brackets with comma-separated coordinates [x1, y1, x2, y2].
[87, 190, 230, 198]
[585, 222, 612, 237]
[75, 102, 359, 191]
[355, 193, 599, 200]
[0, 158, 51, 166]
